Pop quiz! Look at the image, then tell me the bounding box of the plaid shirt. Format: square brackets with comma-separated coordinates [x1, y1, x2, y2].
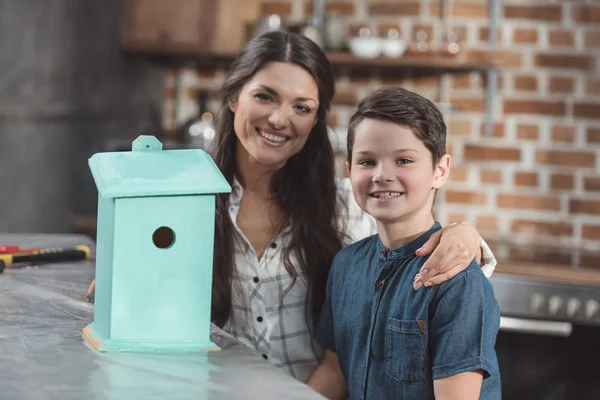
[223, 177, 497, 382]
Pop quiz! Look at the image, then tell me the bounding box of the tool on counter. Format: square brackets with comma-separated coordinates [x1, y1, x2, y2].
[0, 245, 41, 254]
[0, 245, 91, 272]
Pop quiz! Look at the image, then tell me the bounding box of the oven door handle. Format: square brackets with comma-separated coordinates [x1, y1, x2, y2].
[500, 316, 573, 337]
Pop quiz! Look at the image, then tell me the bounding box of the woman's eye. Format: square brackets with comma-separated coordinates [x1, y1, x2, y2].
[397, 158, 413, 165]
[295, 104, 311, 113]
[255, 93, 273, 102]
[357, 160, 375, 166]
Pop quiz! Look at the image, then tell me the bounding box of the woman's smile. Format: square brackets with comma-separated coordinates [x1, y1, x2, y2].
[230, 61, 319, 168]
[256, 127, 290, 146]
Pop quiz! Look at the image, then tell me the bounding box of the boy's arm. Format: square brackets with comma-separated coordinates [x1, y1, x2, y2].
[306, 350, 348, 400]
[310, 252, 348, 399]
[429, 267, 500, 397]
[434, 371, 484, 400]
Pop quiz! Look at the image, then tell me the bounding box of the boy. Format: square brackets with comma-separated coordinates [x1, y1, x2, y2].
[306, 87, 501, 399]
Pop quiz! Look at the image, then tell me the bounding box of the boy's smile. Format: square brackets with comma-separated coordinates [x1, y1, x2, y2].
[347, 118, 450, 242]
[370, 190, 404, 199]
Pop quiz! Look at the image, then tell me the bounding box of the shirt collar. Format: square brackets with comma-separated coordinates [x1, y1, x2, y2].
[228, 176, 243, 218]
[228, 176, 292, 237]
[377, 222, 442, 260]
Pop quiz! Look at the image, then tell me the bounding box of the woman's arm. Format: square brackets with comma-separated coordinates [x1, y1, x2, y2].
[413, 221, 496, 289]
[86, 279, 95, 302]
[306, 350, 348, 400]
[434, 371, 484, 400]
[337, 180, 496, 288]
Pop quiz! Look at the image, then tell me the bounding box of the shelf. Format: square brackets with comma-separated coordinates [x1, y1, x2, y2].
[122, 44, 500, 74]
[326, 51, 499, 73]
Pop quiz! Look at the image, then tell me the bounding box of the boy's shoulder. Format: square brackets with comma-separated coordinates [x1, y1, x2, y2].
[337, 233, 378, 255]
[332, 234, 379, 270]
[434, 259, 492, 294]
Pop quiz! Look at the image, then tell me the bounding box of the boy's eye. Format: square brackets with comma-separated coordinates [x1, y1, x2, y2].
[254, 93, 273, 102]
[357, 160, 375, 166]
[397, 158, 413, 165]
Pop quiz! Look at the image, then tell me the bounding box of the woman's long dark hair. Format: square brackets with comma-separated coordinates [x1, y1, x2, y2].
[210, 31, 343, 327]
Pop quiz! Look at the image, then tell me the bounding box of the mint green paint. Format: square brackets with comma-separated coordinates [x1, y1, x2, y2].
[132, 135, 163, 152]
[89, 136, 230, 199]
[84, 135, 230, 352]
[111, 196, 215, 341]
[84, 322, 220, 352]
[94, 194, 115, 336]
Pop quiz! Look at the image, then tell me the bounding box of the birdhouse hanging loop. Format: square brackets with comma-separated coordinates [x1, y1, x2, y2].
[132, 135, 163, 152]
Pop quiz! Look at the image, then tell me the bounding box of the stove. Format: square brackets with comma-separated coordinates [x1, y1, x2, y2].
[491, 265, 600, 328]
[490, 261, 600, 399]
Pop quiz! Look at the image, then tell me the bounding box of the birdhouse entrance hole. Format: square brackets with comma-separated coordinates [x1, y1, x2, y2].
[153, 226, 175, 249]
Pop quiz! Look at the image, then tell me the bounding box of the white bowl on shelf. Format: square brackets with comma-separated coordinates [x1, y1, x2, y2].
[382, 38, 407, 58]
[348, 36, 383, 59]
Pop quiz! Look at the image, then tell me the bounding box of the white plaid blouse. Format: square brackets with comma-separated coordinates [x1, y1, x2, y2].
[222, 177, 497, 382]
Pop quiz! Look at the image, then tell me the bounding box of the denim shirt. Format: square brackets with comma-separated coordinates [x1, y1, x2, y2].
[315, 222, 501, 400]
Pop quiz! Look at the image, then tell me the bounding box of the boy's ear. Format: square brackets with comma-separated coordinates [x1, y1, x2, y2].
[345, 161, 351, 177]
[432, 154, 451, 189]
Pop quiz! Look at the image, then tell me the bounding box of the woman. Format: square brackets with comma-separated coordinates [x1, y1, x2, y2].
[87, 31, 495, 382]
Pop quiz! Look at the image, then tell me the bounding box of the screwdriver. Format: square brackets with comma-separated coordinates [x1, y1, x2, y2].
[0, 245, 91, 272]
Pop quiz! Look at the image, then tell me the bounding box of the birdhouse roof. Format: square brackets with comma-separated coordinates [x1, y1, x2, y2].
[89, 136, 231, 198]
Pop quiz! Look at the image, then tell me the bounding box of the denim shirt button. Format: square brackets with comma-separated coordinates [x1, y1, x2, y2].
[376, 280, 384, 289]
[381, 248, 388, 256]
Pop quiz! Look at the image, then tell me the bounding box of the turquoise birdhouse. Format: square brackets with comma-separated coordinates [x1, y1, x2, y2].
[83, 135, 231, 352]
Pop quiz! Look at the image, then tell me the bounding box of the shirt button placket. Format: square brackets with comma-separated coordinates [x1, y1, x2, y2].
[251, 266, 267, 357]
[365, 262, 390, 397]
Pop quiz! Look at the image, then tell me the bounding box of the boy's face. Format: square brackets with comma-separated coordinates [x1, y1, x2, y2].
[347, 118, 450, 225]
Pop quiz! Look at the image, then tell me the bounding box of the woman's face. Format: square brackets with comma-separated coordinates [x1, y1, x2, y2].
[229, 62, 319, 169]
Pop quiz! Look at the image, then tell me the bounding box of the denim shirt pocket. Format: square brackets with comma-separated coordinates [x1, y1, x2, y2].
[386, 317, 426, 383]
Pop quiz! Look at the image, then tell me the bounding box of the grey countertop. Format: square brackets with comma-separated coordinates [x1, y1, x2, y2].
[0, 233, 325, 400]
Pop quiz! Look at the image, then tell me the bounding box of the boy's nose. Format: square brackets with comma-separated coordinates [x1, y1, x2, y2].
[372, 166, 394, 183]
[373, 175, 394, 183]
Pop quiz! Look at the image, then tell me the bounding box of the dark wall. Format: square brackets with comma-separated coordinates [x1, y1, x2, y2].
[0, 0, 164, 233]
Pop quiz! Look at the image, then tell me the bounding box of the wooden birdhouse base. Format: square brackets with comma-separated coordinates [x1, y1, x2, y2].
[82, 323, 221, 353]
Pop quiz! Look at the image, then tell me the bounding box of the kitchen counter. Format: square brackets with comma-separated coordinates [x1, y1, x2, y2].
[0, 233, 325, 400]
[495, 261, 600, 286]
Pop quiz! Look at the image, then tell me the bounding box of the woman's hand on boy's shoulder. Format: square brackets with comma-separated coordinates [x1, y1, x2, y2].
[412, 221, 482, 290]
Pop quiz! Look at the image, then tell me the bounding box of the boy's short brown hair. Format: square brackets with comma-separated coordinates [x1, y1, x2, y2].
[347, 87, 447, 166]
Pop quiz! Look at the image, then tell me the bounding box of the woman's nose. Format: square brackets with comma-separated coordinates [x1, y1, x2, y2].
[267, 107, 290, 129]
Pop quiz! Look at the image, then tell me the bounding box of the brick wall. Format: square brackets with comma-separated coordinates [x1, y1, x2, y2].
[167, 0, 600, 267]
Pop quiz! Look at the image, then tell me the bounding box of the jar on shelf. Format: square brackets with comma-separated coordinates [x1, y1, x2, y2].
[410, 30, 429, 55]
[442, 32, 461, 57]
[382, 28, 407, 58]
